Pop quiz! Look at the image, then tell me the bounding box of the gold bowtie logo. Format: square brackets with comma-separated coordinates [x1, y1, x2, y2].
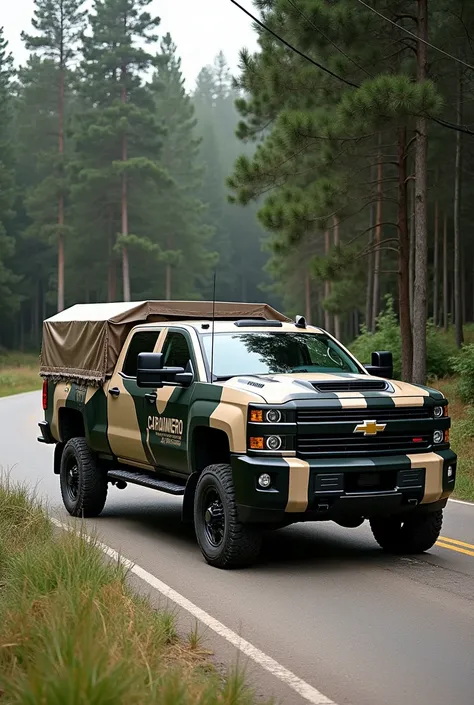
[354, 420, 387, 436]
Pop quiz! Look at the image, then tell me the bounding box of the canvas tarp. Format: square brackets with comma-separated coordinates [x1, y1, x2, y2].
[40, 300, 290, 385]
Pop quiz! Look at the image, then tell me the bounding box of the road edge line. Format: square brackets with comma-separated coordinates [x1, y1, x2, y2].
[50, 517, 336, 705]
[449, 498, 474, 507]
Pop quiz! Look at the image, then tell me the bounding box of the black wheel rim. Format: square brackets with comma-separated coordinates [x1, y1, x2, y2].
[65, 457, 79, 502]
[202, 488, 225, 547]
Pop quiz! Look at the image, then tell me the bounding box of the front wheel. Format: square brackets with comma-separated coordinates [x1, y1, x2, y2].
[194, 464, 262, 568]
[370, 509, 443, 554]
[59, 438, 108, 518]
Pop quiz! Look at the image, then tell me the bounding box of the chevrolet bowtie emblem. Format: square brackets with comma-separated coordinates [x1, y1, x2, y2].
[354, 420, 387, 436]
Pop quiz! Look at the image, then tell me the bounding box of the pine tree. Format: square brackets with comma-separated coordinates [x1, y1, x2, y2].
[22, 0, 87, 312]
[0, 28, 21, 324]
[229, 0, 442, 381]
[148, 34, 216, 300]
[72, 0, 171, 301]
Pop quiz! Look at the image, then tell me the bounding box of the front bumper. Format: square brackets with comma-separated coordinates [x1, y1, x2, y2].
[231, 450, 457, 524]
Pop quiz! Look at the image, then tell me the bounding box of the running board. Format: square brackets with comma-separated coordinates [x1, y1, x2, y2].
[107, 469, 186, 495]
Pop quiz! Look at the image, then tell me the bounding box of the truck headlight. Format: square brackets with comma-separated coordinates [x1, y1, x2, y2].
[265, 409, 282, 423]
[266, 435, 282, 451]
[433, 406, 444, 418]
[433, 430, 444, 444]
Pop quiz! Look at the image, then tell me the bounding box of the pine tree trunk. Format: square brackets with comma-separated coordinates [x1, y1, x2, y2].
[324, 230, 331, 332]
[372, 142, 383, 330]
[412, 0, 429, 385]
[165, 264, 172, 300]
[108, 222, 117, 302]
[305, 270, 311, 322]
[121, 64, 131, 302]
[333, 216, 341, 340]
[365, 202, 375, 332]
[433, 195, 439, 326]
[454, 65, 463, 348]
[398, 127, 413, 382]
[443, 212, 448, 331]
[57, 66, 65, 313]
[409, 181, 415, 325]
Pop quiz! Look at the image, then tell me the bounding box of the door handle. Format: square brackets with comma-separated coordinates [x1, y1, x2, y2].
[145, 393, 157, 404]
[109, 387, 120, 398]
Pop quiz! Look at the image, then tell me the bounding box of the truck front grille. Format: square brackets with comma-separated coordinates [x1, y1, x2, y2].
[297, 433, 431, 456]
[297, 407, 430, 423]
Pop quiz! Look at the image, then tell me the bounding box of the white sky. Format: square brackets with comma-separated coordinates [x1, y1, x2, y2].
[2, 0, 259, 88]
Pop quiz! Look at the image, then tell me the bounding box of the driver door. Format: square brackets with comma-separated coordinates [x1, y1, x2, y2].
[146, 328, 197, 474]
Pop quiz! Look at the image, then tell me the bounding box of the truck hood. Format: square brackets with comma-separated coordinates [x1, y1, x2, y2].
[220, 372, 443, 406]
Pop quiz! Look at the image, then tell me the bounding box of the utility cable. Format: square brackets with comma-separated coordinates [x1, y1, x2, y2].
[229, 0, 359, 87]
[356, 0, 474, 72]
[285, 0, 372, 77]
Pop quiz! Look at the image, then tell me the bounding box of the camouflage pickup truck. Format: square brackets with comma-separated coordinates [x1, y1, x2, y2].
[38, 300, 457, 568]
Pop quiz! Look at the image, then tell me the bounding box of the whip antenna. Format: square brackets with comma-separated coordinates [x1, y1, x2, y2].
[210, 271, 216, 383]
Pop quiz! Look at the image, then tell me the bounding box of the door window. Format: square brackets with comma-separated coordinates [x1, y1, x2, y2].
[122, 331, 160, 377]
[162, 332, 192, 371]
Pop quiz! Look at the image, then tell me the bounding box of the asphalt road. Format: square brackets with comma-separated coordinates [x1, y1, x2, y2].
[2, 390, 474, 705]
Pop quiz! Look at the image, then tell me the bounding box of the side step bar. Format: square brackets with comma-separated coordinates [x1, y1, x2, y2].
[107, 469, 186, 495]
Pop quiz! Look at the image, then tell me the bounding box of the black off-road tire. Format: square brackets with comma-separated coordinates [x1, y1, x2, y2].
[60, 437, 108, 518]
[370, 509, 443, 554]
[194, 464, 262, 569]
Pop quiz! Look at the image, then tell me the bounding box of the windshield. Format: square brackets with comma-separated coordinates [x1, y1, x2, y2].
[201, 332, 361, 379]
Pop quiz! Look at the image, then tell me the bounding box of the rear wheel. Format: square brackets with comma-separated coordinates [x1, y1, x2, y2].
[194, 464, 262, 568]
[60, 438, 108, 518]
[370, 510, 443, 554]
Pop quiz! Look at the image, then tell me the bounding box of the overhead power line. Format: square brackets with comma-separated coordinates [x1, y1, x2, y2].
[355, 0, 474, 72]
[228, 0, 359, 87]
[285, 0, 372, 77]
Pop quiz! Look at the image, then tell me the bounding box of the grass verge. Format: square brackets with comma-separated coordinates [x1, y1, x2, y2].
[436, 378, 474, 502]
[0, 352, 41, 397]
[0, 475, 267, 705]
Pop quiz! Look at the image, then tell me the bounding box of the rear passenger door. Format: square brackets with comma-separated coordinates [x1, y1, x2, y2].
[107, 329, 163, 466]
[146, 328, 197, 474]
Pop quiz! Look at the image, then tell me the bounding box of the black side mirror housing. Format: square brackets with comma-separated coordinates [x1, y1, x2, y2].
[136, 352, 192, 388]
[364, 351, 393, 379]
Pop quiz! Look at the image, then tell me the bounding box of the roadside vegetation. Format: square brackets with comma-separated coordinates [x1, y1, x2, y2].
[0, 476, 265, 705]
[0, 352, 41, 397]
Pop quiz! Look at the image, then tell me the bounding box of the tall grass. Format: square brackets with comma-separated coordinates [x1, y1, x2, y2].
[0, 352, 41, 397]
[0, 475, 268, 705]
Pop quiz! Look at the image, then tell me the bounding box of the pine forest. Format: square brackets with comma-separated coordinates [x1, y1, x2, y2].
[2, 0, 474, 387]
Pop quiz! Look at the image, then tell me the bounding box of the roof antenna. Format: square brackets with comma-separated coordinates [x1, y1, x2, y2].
[210, 271, 216, 383]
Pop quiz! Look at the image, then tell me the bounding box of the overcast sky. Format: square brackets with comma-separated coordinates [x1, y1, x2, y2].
[2, 0, 259, 88]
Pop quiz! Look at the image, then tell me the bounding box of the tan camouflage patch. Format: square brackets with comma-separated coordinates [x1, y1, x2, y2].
[284, 458, 310, 512]
[156, 386, 176, 415]
[336, 392, 368, 408]
[210, 386, 262, 453]
[51, 383, 68, 440]
[392, 395, 426, 407]
[106, 375, 150, 465]
[407, 452, 444, 504]
[85, 386, 99, 404]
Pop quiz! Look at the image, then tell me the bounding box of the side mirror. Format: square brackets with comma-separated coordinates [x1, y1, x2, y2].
[364, 351, 393, 379]
[137, 352, 184, 388]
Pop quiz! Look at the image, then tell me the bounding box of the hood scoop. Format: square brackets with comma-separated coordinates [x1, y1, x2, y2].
[311, 379, 389, 393]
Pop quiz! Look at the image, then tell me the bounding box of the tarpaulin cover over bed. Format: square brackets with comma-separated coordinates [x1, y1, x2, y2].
[40, 300, 290, 385]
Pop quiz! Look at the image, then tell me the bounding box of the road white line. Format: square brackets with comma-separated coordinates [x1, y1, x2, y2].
[51, 517, 335, 705]
[449, 498, 474, 507]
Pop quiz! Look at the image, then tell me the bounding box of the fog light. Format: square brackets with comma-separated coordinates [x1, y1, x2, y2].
[447, 465, 454, 478]
[434, 406, 443, 418]
[258, 473, 271, 488]
[265, 409, 282, 423]
[433, 430, 444, 444]
[266, 435, 282, 450]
